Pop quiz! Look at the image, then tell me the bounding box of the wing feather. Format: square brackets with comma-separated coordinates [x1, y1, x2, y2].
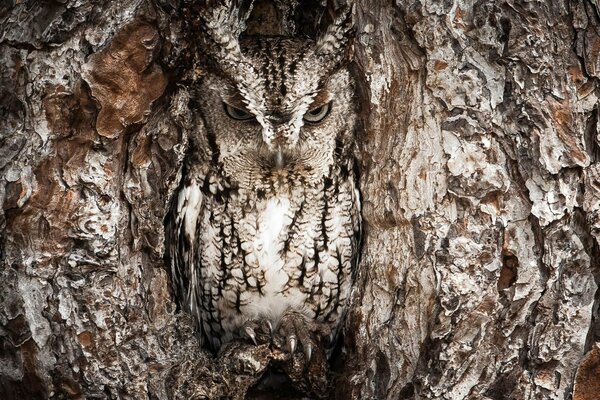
[167, 179, 204, 341]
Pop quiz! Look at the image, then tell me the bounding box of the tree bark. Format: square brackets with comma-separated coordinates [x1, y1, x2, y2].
[1, 1, 600, 399]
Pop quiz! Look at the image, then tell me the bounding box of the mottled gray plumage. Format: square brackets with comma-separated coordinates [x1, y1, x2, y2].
[168, 1, 360, 356]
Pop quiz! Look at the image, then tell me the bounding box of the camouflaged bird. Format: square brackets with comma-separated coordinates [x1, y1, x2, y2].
[168, 1, 361, 361]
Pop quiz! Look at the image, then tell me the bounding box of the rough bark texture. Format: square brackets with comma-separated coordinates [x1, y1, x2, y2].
[1, 0, 600, 399]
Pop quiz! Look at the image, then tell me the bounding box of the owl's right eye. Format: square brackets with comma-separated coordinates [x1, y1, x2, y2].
[224, 103, 254, 121]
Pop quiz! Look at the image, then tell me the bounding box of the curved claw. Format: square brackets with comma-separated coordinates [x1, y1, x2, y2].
[287, 334, 297, 354]
[244, 326, 257, 345]
[304, 342, 312, 362]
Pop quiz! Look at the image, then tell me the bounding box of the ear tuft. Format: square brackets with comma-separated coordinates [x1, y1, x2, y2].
[314, 3, 355, 67]
[183, 0, 256, 75]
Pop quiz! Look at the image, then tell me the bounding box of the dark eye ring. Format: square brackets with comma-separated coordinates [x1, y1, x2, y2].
[224, 103, 254, 120]
[303, 102, 332, 123]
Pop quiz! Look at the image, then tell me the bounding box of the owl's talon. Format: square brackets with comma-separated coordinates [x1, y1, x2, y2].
[244, 326, 257, 345]
[304, 342, 312, 362]
[240, 319, 274, 345]
[276, 311, 321, 364]
[287, 334, 297, 353]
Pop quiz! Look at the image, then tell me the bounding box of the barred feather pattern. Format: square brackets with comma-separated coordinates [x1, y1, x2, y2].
[168, 9, 360, 353]
[171, 149, 360, 351]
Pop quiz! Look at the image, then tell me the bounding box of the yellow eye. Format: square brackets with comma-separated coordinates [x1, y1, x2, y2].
[303, 102, 331, 123]
[224, 103, 254, 120]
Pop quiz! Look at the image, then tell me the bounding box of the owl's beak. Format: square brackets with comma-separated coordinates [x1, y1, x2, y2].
[274, 145, 285, 169]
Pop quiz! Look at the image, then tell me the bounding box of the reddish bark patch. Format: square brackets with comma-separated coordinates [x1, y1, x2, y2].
[497, 254, 518, 290]
[433, 60, 448, 70]
[6, 82, 98, 272]
[42, 82, 97, 139]
[573, 345, 600, 400]
[548, 97, 589, 165]
[131, 132, 152, 167]
[77, 331, 93, 348]
[83, 22, 167, 138]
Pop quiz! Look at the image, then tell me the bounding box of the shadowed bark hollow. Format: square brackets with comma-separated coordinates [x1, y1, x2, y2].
[1, 0, 600, 399]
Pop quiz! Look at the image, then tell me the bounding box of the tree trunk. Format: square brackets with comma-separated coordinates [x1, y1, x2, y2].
[1, 1, 599, 399]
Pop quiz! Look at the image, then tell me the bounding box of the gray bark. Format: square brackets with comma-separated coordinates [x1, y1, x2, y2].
[1, 1, 600, 399]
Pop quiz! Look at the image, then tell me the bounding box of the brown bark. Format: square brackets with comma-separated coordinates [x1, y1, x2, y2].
[1, 1, 600, 399]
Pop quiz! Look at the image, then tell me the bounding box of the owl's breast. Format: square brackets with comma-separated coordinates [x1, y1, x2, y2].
[239, 196, 305, 323]
[198, 172, 359, 347]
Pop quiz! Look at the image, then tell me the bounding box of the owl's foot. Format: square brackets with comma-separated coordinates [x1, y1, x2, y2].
[276, 311, 331, 363]
[241, 319, 273, 346]
[268, 311, 331, 399]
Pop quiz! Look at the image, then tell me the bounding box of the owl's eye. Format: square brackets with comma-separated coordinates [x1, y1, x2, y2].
[224, 103, 254, 121]
[303, 102, 331, 123]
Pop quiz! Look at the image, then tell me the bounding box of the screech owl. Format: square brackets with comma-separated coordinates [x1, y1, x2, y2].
[168, 1, 361, 361]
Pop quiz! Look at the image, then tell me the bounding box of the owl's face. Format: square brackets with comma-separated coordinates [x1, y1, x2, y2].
[197, 37, 356, 188]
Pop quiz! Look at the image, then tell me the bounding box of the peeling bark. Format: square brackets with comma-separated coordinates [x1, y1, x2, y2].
[1, 1, 600, 399]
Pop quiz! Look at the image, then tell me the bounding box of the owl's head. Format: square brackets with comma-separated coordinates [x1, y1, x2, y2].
[195, 2, 357, 189]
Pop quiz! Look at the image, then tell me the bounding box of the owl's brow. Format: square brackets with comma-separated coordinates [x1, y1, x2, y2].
[224, 80, 330, 119]
[223, 91, 250, 110]
[308, 89, 331, 109]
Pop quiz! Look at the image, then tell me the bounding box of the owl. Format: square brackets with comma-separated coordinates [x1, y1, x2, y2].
[168, 1, 361, 362]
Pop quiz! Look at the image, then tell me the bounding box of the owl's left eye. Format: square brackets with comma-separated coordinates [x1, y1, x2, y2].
[224, 103, 254, 121]
[304, 102, 332, 123]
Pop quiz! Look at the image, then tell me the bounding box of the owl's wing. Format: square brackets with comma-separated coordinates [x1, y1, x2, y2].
[167, 179, 204, 341]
